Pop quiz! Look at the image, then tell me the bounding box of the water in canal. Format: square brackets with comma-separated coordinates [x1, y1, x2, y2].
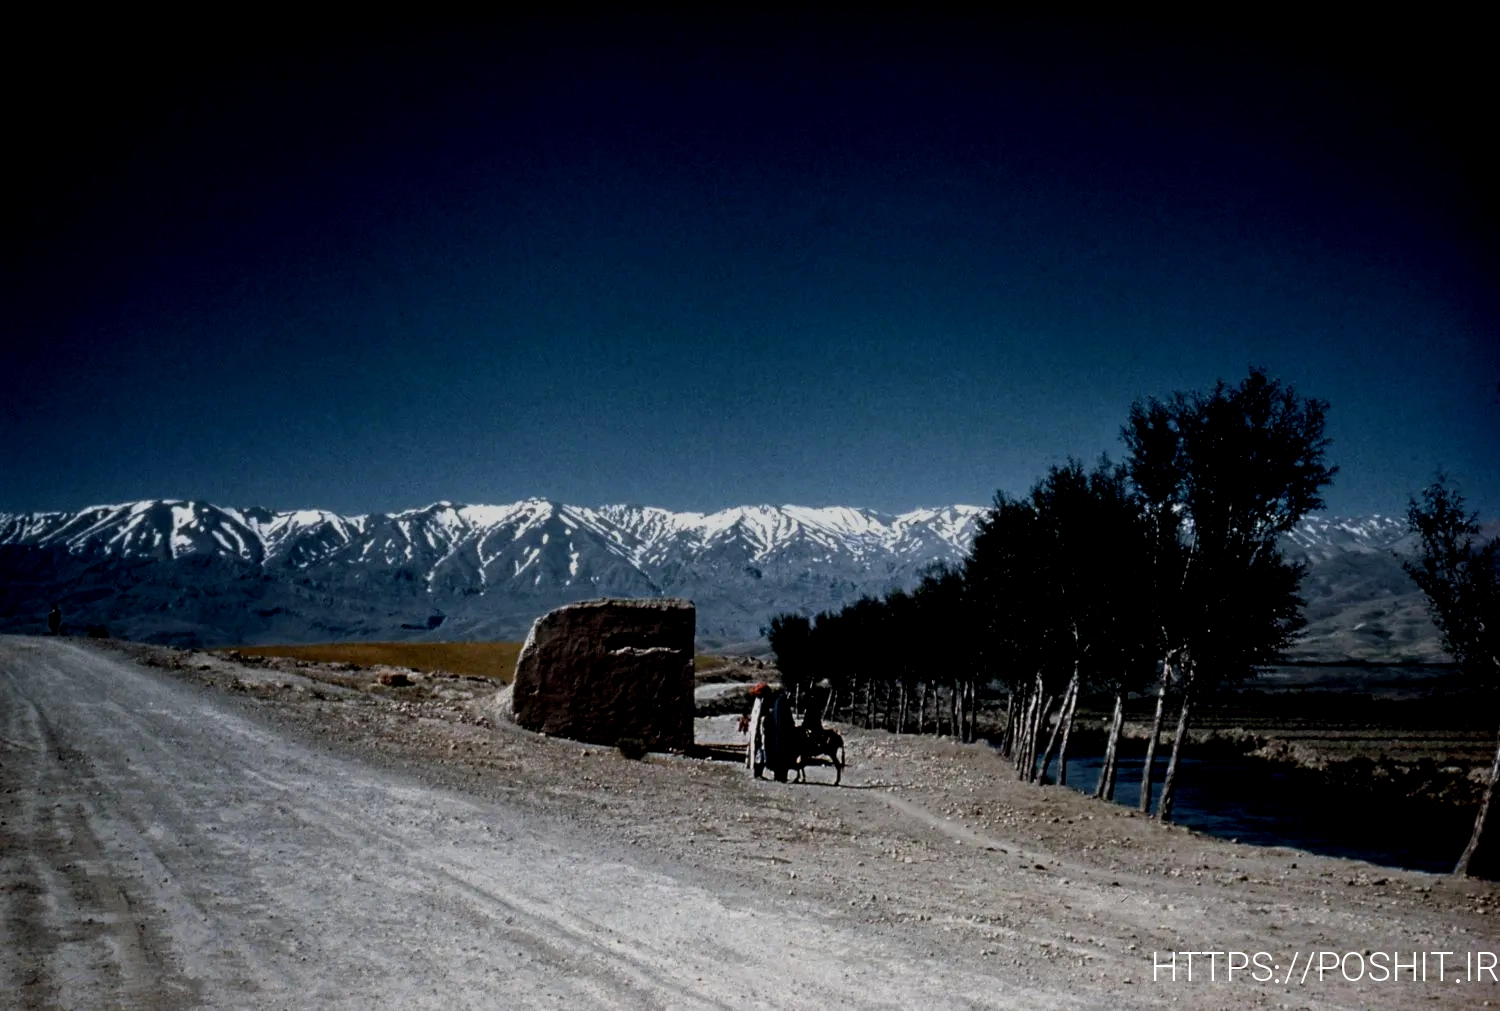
[1055, 750, 1476, 873]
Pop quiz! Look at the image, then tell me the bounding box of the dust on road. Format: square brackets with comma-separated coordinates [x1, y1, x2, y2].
[2, 637, 1495, 1009]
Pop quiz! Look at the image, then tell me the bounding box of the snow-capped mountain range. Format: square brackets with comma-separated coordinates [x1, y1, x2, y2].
[0, 500, 1440, 660]
[0, 500, 982, 650]
[0, 499, 980, 583]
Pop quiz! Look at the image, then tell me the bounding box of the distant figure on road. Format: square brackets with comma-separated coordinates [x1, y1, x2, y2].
[744, 682, 802, 783]
[47, 604, 62, 636]
[745, 683, 769, 778]
[766, 688, 798, 783]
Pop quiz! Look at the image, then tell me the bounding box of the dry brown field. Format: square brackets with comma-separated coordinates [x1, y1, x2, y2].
[220, 641, 726, 683]
[222, 641, 525, 681]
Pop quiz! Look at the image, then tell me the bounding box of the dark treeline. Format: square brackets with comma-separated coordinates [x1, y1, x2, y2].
[767, 562, 983, 745]
[767, 368, 1336, 824]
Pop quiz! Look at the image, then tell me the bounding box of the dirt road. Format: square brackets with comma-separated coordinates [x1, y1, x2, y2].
[2, 637, 1496, 1009]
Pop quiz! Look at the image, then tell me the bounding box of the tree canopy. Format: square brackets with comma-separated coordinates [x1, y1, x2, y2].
[1404, 478, 1499, 687]
[1124, 367, 1335, 692]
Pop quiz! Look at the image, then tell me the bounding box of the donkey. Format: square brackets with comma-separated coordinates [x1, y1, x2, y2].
[792, 718, 845, 785]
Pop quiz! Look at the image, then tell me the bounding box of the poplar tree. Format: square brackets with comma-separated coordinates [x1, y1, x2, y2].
[965, 492, 1061, 777]
[766, 612, 813, 710]
[1124, 369, 1335, 821]
[1403, 478, 1500, 877]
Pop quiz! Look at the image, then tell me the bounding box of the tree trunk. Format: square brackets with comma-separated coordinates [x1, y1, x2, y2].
[1156, 673, 1194, 823]
[1018, 687, 1037, 773]
[918, 681, 928, 735]
[1016, 691, 1032, 776]
[1095, 691, 1125, 800]
[897, 682, 908, 733]
[1024, 688, 1050, 781]
[1455, 724, 1500, 876]
[1138, 659, 1172, 814]
[1057, 683, 1081, 786]
[1012, 686, 1031, 773]
[1000, 689, 1015, 756]
[1026, 684, 1052, 781]
[949, 679, 959, 738]
[1038, 674, 1078, 783]
[1010, 688, 1023, 756]
[1030, 691, 1057, 782]
[1019, 680, 1043, 775]
[824, 685, 839, 722]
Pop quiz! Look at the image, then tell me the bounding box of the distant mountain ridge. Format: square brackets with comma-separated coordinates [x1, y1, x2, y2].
[0, 499, 1443, 660]
[0, 500, 983, 651]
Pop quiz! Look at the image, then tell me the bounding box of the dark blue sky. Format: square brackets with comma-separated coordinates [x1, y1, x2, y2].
[4, 15, 1496, 517]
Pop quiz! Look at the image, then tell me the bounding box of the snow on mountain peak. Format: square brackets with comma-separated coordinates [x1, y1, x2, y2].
[0, 498, 1442, 652]
[1284, 514, 1409, 553]
[0, 498, 990, 572]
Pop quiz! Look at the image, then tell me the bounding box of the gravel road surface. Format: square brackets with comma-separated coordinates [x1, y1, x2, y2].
[2, 636, 1495, 1009]
[1, 638, 1040, 1008]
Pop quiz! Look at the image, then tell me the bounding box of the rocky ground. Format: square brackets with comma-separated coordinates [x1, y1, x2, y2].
[5, 637, 1498, 1008]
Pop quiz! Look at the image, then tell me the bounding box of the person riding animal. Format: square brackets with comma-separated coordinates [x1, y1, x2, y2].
[743, 682, 845, 785]
[791, 686, 845, 785]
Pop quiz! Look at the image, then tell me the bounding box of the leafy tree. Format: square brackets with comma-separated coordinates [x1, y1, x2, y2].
[1121, 396, 1190, 811]
[808, 607, 851, 719]
[965, 491, 1057, 772]
[1019, 459, 1161, 786]
[882, 587, 920, 732]
[765, 612, 813, 706]
[1068, 461, 1160, 799]
[770, 562, 990, 740]
[1124, 369, 1335, 821]
[908, 563, 968, 737]
[1403, 478, 1500, 876]
[962, 459, 1161, 784]
[842, 596, 889, 727]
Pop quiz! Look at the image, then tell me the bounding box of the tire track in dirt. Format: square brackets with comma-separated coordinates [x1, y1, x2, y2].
[0, 658, 198, 1010]
[2, 638, 1064, 1009]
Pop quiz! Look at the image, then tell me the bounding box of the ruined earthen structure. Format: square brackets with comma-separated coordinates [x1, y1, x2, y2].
[503, 598, 695, 750]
